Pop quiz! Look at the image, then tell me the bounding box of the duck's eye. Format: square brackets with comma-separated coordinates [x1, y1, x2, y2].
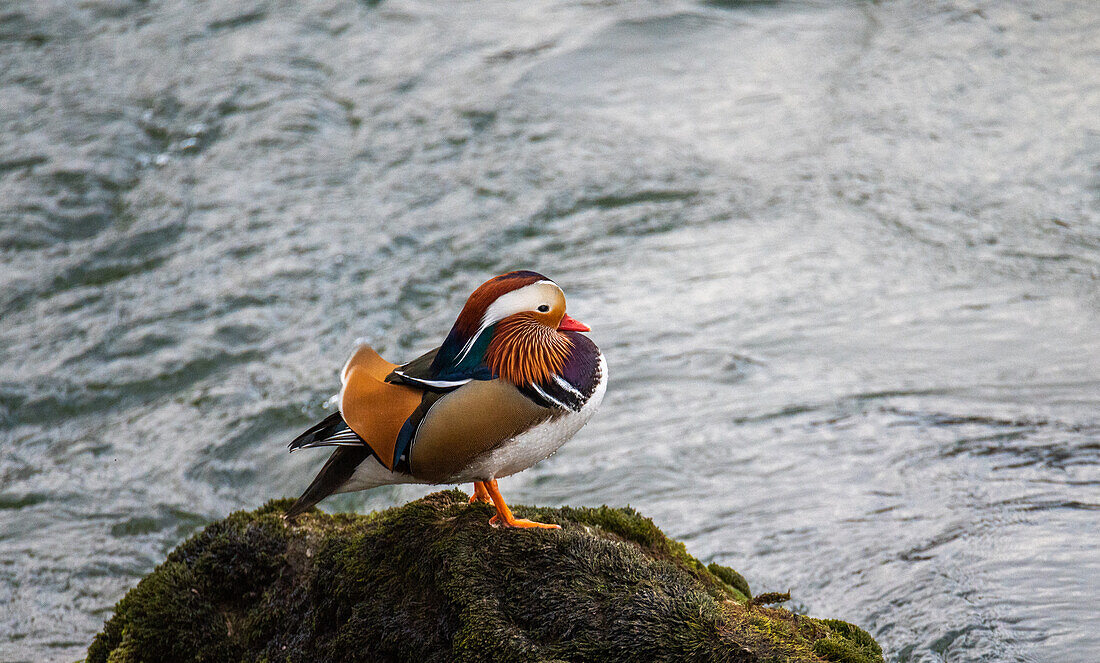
[537, 304, 550, 313]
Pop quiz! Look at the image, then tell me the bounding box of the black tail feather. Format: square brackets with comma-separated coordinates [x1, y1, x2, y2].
[285, 446, 371, 520]
[288, 411, 353, 452]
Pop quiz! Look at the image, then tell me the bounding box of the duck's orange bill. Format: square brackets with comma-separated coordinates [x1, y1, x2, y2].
[558, 314, 590, 332]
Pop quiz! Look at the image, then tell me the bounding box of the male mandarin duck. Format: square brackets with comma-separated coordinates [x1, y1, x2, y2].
[284, 271, 607, 528]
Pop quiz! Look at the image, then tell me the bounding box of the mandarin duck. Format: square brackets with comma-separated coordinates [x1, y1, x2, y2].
[284, 271, 607, 528]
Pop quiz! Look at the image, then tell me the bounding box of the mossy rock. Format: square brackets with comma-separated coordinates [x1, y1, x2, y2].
[87, 490, 882, 663]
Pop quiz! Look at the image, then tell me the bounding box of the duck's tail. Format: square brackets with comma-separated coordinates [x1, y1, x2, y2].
[285, 445, 372, 520]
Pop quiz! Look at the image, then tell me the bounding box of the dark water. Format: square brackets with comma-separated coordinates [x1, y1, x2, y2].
[2, 1, 1098, 660]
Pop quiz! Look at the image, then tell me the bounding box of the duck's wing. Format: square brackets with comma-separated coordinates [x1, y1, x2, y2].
[288, 344, 428, 467]
[338, 344, 426, 470]
[385, 345, 476, 391]
[287, 411, 365, 451]
[285, 345, 426, 520]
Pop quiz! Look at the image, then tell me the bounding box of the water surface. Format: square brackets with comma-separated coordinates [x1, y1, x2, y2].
[1, 1, 1098, 661]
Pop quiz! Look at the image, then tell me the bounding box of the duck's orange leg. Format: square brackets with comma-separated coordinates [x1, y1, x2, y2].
[483, 479, 560, 529]
[469, 481, 492, 504]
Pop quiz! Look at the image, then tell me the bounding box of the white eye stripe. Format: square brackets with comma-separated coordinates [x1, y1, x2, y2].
[480, 280, 557, 327]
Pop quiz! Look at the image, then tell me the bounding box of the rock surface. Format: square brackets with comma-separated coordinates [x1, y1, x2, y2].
[87, 490, 882, 663]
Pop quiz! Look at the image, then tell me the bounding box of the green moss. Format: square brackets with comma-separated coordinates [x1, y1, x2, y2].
[708, 562, 752, 600]
[87, 491, 883, 663]
[552, 503, 751, 603]
[102, 627, 136, 663]
[811, 619, 883, 663]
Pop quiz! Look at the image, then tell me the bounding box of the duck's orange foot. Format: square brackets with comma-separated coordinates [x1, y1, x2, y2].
[488, 514, 561, 529]
[469, 481, 492, 504]
[481, 478, 561, 529]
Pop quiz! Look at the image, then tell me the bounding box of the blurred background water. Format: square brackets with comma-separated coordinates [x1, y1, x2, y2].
[1, 0, 1098, 661]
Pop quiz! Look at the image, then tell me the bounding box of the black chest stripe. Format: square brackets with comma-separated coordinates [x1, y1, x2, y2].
[519, 347, 601, 411]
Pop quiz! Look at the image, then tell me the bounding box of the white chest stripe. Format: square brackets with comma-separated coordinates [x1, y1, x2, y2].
[529, 382, 569, 410]
[552, 374, 585, 401]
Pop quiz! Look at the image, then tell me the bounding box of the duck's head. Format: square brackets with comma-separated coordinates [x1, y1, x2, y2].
[456, 270, 589, 336]
[436, 271, 589, 385]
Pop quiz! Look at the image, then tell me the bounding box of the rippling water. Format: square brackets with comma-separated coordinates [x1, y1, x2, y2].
[2, 1, 1098, 661]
